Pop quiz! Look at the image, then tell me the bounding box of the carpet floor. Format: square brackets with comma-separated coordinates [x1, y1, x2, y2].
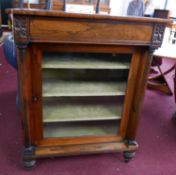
[0, 46, 176, 175]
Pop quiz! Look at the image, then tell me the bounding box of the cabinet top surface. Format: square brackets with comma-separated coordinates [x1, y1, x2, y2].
[10, 8, 171, 24]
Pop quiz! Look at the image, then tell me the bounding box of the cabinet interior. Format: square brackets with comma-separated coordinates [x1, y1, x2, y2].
[42, 52, 131, 138]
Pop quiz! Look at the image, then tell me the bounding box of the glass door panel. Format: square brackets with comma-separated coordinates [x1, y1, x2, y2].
[42, 52, 131, 138]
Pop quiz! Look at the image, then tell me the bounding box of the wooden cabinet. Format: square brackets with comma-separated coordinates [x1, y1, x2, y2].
[11, 9, 170, 169]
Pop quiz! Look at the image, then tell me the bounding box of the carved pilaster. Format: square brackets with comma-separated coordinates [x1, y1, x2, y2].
[13, 16, 30, 45]
[16, 45, 30, 147]
[151, 23, 166, 50]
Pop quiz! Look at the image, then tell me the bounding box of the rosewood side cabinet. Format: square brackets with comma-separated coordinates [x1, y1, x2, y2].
[10, 9, 170, 169]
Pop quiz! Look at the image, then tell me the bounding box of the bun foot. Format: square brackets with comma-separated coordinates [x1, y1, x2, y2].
[23, 159, 36, 170]
[22, 146, 36, 170]
[123, 151, 136, 163]
[123, 139, 138, 162]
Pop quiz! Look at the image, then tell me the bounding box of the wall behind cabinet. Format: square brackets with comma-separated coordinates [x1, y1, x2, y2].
[110, 0, 166, 16]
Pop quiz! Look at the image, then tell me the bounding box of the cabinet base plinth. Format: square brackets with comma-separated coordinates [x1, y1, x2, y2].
[34, 141, 138, 158]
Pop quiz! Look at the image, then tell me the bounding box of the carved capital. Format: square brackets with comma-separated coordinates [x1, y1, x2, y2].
[14, 16, 30, 45]
[151, 23, 166, 50]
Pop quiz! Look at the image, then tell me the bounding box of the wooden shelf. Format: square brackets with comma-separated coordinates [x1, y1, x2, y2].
[43, 100, 122, 122]
[42, 80, 126, 97]
[42, 54, 130, 69]
[44, 121, 119, 138]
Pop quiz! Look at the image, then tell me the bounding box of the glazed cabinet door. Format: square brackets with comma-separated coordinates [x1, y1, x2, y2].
[30, 45, 141, 146]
